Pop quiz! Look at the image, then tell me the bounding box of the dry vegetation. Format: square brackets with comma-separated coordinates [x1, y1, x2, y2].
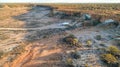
[0, 4, 32, 28]
[46, 4, 120, 21]
[0, 3, 120, 67]
[0, 4, 120, 27]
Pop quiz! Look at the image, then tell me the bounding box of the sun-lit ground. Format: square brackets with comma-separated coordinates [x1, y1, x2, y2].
[0, 4, 120, 67]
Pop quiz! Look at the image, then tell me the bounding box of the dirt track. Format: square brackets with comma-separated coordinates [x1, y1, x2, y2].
[0, 23, 66, 31]
[1, 5, 120, 67]
[3, 32, 66, 67]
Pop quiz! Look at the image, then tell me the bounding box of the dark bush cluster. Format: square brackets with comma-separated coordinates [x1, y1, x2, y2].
[95, 35, 102, 40]
[63, 34, 79, 46]
[71, 52, 80, 59]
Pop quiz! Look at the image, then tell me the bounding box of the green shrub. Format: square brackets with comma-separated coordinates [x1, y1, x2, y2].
[86, 40, 92, 47]
[66, 58, 74, 67]
[107, 46, 120, 56]
[101, 54, 118, 64]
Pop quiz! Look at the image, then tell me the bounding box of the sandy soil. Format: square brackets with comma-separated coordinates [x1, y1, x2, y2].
[3, 34, 67, 67]
[1, 26, 114, 67]
[0, 6, 120, 67]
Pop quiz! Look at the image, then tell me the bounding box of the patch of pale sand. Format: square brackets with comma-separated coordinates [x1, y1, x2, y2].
[0, 7, 28, 28]
[0, 18, 25, 28]
[39, 48, 61, 57]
